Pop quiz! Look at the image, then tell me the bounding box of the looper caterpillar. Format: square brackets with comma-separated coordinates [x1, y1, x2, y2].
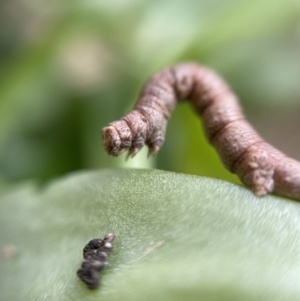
[102, 63, 300, 200]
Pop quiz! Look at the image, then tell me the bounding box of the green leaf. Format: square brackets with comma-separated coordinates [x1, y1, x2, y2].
[1, 169, 300, 300]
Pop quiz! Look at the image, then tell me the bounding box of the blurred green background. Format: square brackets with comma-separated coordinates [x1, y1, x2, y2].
[0, 0, 299, 184]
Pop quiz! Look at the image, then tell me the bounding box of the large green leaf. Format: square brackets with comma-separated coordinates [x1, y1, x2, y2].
[1, 169, 300, 301]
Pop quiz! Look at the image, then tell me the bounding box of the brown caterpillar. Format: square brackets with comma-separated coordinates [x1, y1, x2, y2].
[102, 63, 300, 200]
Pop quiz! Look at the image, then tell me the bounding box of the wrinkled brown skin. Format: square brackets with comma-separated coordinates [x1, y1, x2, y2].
[102, 63, 300, 200]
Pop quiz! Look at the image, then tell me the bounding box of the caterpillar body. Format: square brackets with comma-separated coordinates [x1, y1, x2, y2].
[102, 63, 300, 200]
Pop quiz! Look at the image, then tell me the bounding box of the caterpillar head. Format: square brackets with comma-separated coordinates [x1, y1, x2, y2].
[102, 121, 132, 156]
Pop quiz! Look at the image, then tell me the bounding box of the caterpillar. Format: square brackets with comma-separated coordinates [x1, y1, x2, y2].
[77, 233, 115, 289]
[102, 63, 300, 200]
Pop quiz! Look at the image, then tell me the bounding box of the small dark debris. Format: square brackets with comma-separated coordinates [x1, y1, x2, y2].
[77, 233, 115, 289]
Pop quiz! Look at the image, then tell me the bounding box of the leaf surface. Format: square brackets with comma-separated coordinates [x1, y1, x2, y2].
[1, 169, 300, 301]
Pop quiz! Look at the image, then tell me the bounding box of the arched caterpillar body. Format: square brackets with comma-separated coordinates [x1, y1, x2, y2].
[102, 63, 300, 200]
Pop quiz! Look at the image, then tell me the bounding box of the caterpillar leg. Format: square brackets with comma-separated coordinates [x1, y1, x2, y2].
[273, 158, 300, 200]
[234, 144, 275, 196]
[242, 168, 275, 196]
